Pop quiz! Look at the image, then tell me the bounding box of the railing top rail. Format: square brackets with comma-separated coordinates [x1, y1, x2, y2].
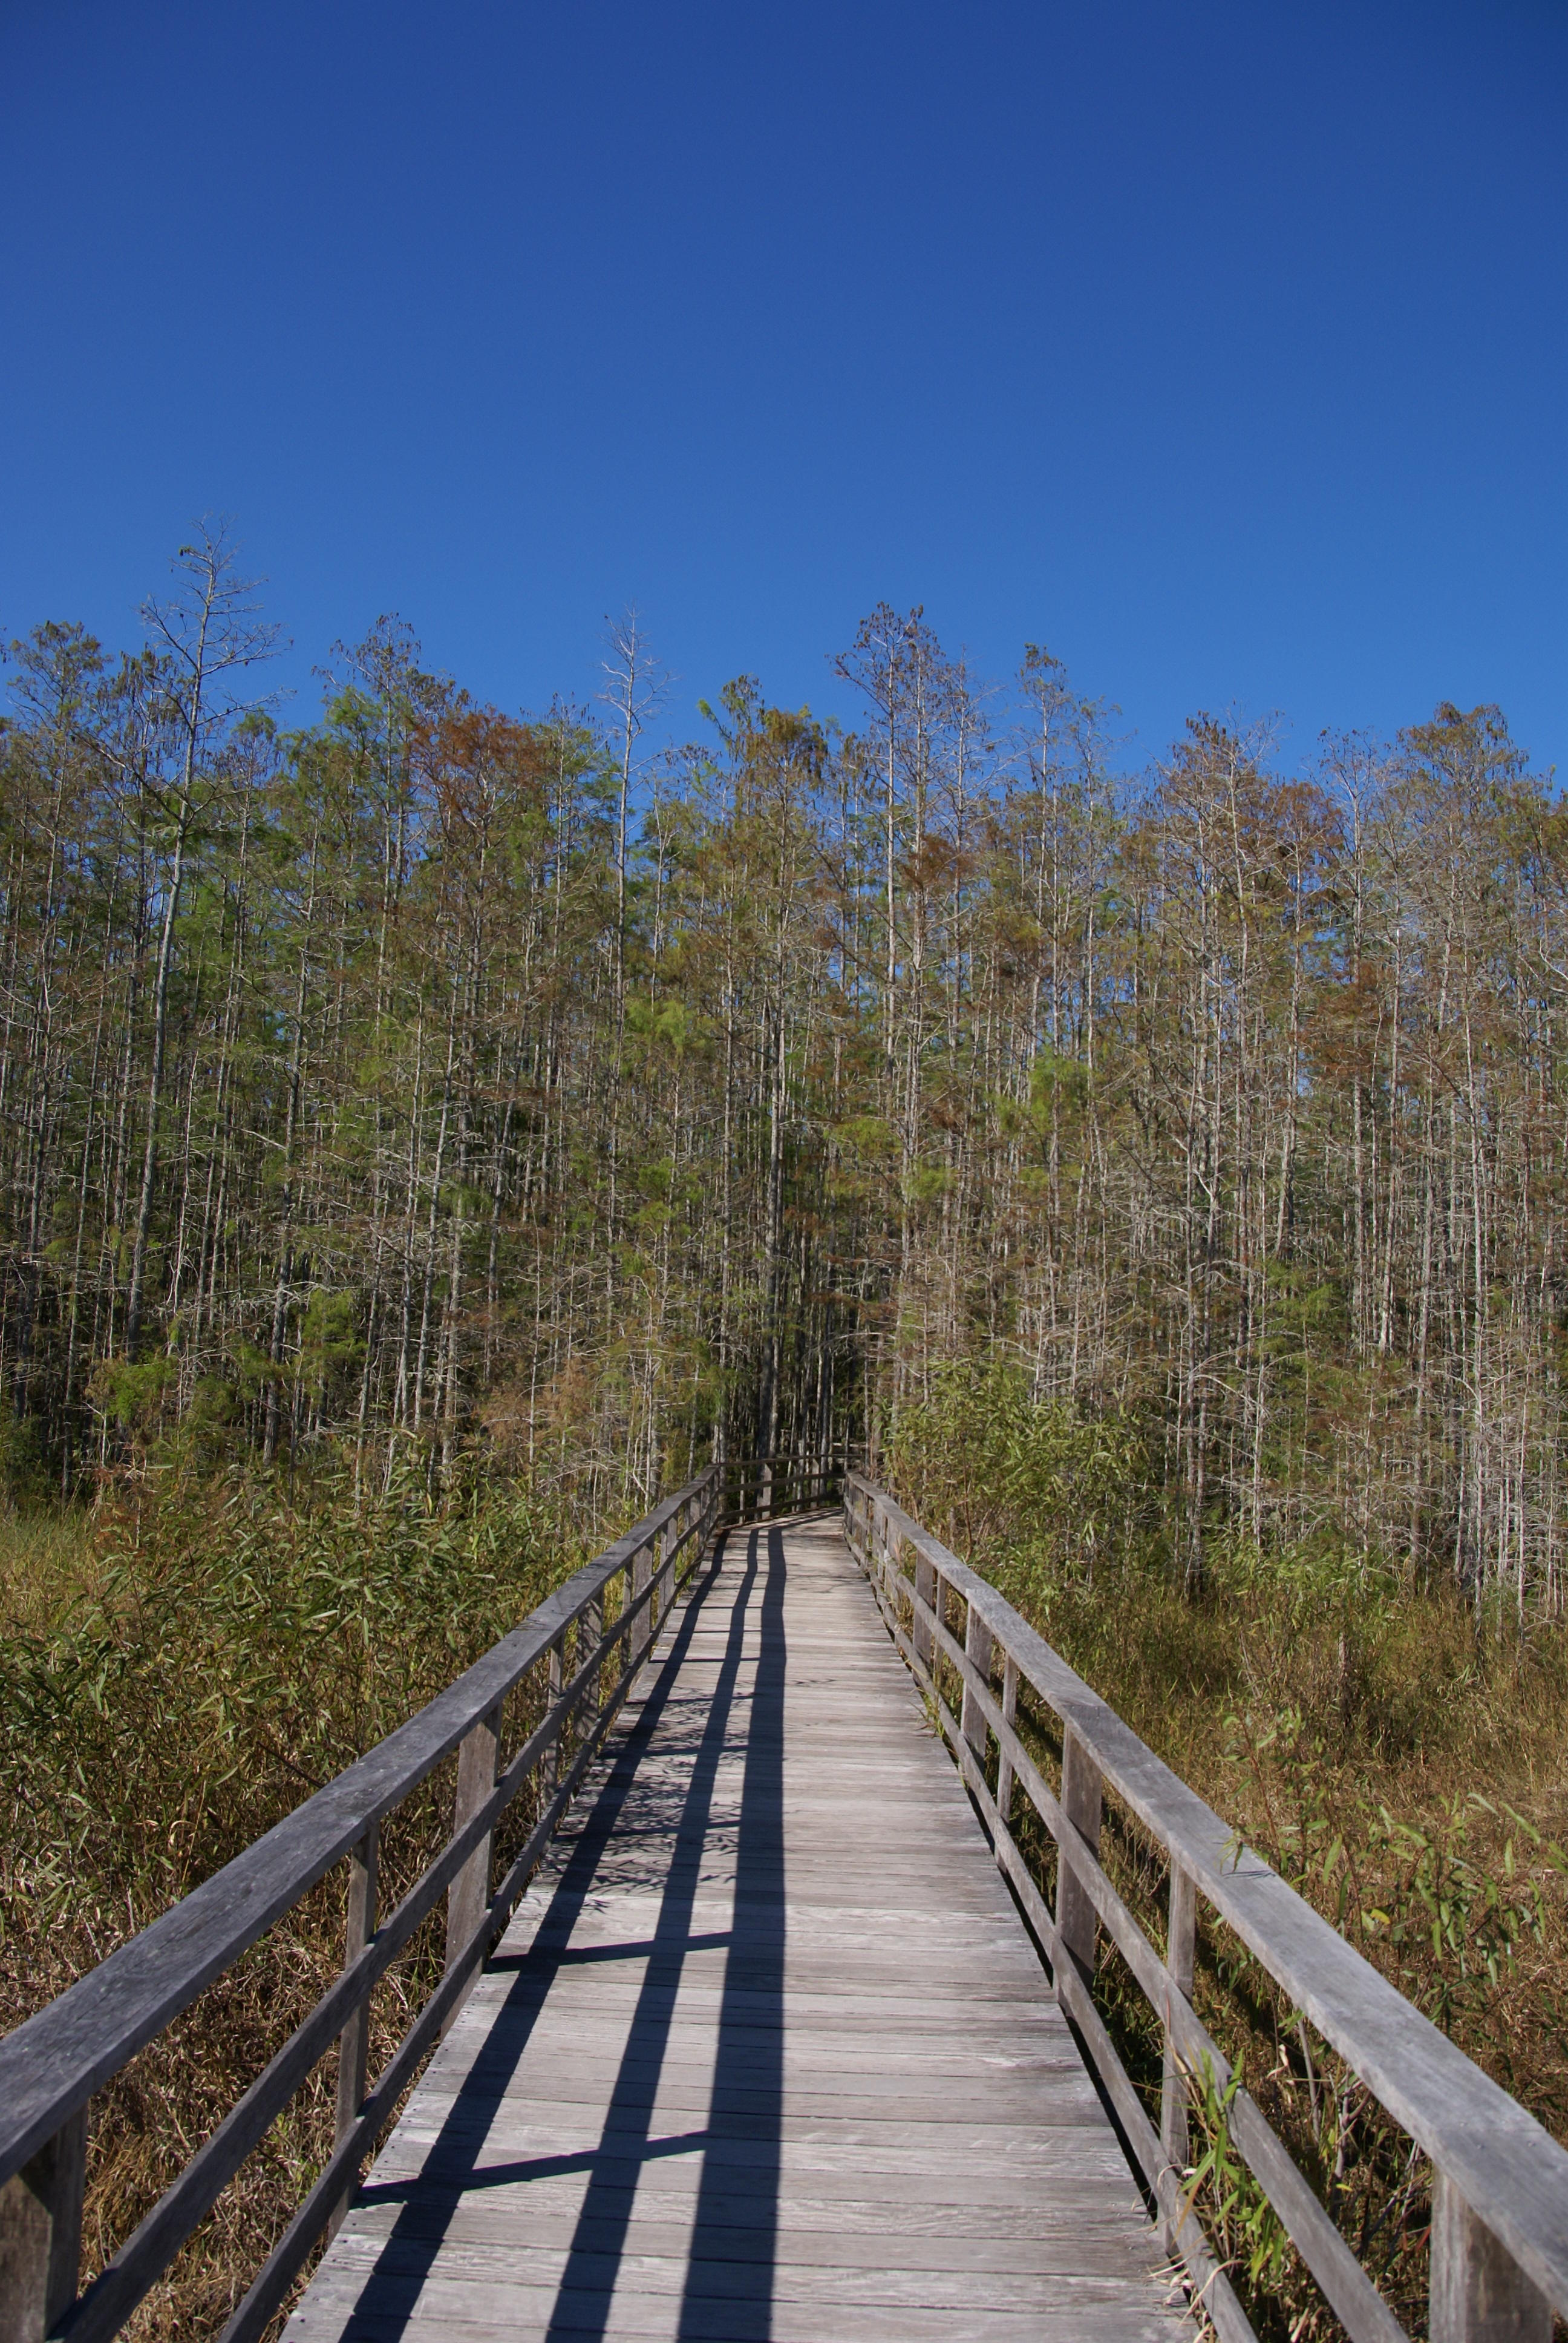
[846, 1472, 1568, 2315]
[0, 1465, 719, 2189]
[724, 1452, 841, 1470]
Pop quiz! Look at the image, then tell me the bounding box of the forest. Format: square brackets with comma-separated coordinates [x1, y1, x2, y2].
[1, 528, 1565, 1614]
[4, 533, 1568, 2339]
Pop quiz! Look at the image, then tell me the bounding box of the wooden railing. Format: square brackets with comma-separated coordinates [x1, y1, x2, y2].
[844, 1472, 1568, 2343]
[721, 1448, 843, 1522]
[0, 1466, 724, 2343]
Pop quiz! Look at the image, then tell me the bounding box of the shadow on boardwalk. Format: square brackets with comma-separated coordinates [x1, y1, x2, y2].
[290, 1512, 1186, 2342]
[346, 1526, 787, 2340]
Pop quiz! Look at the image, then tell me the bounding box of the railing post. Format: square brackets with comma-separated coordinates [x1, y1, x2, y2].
[442, 1701, 500, 2031]
[1429, 2172, 1550, 2342]
[543, 1636, 563, 1794]
[329, 1823, 379, 2239]
[995, 1653, 1019, 1833]
[912, 1541, 936, 1671]
[652, 1518, 673, 1638]
[582, 1591, 603, 1733]
[630, 1539, 653, 1670]
[960, 1598, 993, 1766]
[1160, 1858, 1197, 2226]
[0, 2102, 87, 2343]
[1056, 1725, 1103, 1984]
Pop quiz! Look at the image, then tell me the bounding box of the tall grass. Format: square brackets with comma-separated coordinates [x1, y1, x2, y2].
[0, 1450, 595, 2338]
[886, 1363, 1568, 2341]
[6, 1397, 1566, 2341]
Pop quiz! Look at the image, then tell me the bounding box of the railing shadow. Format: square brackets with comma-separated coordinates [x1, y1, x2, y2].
[342, 1521, 788, 2341]
[676, 1522, 785, 2339]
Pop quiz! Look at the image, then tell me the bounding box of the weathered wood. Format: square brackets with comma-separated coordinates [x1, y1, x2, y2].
[442, 1702, 500, 2027]
[0, 1469, 720, 2195]
[959, 1598, 993, 1763]
[1056, 1726, 1103, 1985]
[655, 1515, 675, 1636]
[328, 1826, 378, 2240]
[1430, 2173, 1551, 2343]
[218, 1547, 719, 2343]
[285, 1519, 1186, 2343]
[0, 1473, 723, 2343]
[630, 1544, 653, 1667]
[18, 1464, 1568, 2343]
[57, 1742, 578, 2343]
[581, 1593, 603, 1732]
[912, 1547, 936, 1670]
[543, 1642, 562, 1792]
[844, 1473, 1568, 2324]
[995, 1651, 1019, 1833]
[879, 1500, 1419, 2343]
[864, 1579, 1418, 2341]
[1161, 1858, 1196, 2191]
[0, 2106, 85, 2343]
[913, 1670, 1255, 2343]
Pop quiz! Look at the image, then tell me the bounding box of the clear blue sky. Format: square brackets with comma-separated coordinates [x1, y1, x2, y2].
[2, 1, 1564, 775]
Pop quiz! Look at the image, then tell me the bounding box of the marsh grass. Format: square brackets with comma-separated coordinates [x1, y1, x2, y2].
[0, 1450, 599, 2338]
[887, 1386, 1568, 2341]
[7, 1418, 1568, 2342]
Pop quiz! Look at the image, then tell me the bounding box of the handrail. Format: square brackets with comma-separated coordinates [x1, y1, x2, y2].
[719, 1452, 843, 1522]
[844, 1472, 1567, 2343]
[0, 1465, 724, 2343]
[721, 1451, 844, 1478]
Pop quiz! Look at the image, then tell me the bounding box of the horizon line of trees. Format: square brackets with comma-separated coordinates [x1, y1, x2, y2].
[2, 527, 1565, 1611]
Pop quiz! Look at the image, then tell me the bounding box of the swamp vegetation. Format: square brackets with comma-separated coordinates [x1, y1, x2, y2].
[2, 539, 1566, 2334]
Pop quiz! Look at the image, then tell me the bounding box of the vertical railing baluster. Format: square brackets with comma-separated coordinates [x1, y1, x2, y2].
[544, 1636, 563, 1795]
[647, 1522, 664, 1648]
[1429, 2172, 1550, 2341]
[960, 1598, 993, 1769]
[0, 2102, 87, 2343]
[1056, 1725, 1103, 1984]
[657, 1513, 675, 1624]
[442, 1700, 501, 2032]
[583, 1591, 603, 1735]
[1159, 1857, 1197, 2244]
[329, 1823, 379, 2238]
[630, 1537, 653, 1671]
[995, 1653, 1019, 1838]
[912, 1540, 936, 1671]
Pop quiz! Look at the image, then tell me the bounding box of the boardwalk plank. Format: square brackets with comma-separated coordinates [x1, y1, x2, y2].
[285, 1516, 1190, 2342]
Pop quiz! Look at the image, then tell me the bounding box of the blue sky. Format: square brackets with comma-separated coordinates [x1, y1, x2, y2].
[2, 1, 1564, 776]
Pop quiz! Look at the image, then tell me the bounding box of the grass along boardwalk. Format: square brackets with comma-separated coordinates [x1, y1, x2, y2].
[284, 1515, 1187, 2342]
[7, 1471, 1566, 2341]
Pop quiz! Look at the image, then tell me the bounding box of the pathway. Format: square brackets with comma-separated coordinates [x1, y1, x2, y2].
[284, 1515, 1189, 2341]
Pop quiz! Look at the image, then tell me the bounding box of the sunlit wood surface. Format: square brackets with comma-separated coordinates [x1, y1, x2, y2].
[285, 1515, 1187, 2341]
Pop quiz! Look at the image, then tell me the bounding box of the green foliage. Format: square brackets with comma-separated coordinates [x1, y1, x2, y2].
[884, 1357, 1143, 1595]
[1181, 2054, 1291, 2295]
[1226, 1701, 1567, 2033]
[0, 1415, 49, 1508]
[295, 1289, 362, 1405]
[0, 1457, 610, 2335]
[0, 1461, 578, 1946]
[886, 1414, 1568, 2338]
[1026, 1046, 1087, 1119]
[90, 1352, 178, 1433]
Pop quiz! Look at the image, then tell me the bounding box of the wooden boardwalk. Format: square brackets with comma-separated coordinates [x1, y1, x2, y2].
[284, 1513, 1186, 2342]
